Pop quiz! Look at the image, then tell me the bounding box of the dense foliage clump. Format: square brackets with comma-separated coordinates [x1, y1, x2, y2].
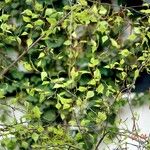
[0, 0, 150, 149]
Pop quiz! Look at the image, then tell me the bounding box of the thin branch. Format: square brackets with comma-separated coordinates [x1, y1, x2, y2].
[93, 131, 109, 150]
[0, 11, 71, 78]
[0, 36, 43, 78]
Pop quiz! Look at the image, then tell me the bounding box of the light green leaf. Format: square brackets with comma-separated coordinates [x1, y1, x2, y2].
[1, 14, 10, 21]
[23, 16, 31, 22]
[21, 31, 28, 35]
[23, 62, 33, 71]
[78, 86, 87, 92]
[102, 35, 108, 43]
[57, 94, 72, 104]
[53, 83, 64, 89]
[22, 9, 32, 16]
[63, 104, 70, 109]
[32, 133, 39, 142]
[110, 38, 120, 48]
[96, 84, 104, 94]
[94, 68, 101, 79]
[86, 91, 94, 99]
[79, 0, 87, 6]
[70, 67, 79, 79]
[88, 79, 96, 85]
[38, 52, 45, 58]
[41, 72, 47, 81]
[140, 9, 150, 14]
[97, 21, 108, 33]
[64, 40, 72, 45]
[34, 19, 44, 26]
[5, 0, 11, 3]
[128, 34, 137, 41]
[21, 141, 28, 149]
[76, 98, 82, 106]
[119, 49, 131, 57]
[96, 112, 107, 123]
[45, 8, 55, 16]
[134, 70, 139, 80]
[35, 2, 43, 11]
[56, 103, 62, 109]
[99, 5, 107, 15]
[121, 72, 127, 80]
[89, 58, 99, 67]
[32, 106, 42, 119]
[92, 5, 98, 14]
[27, 38, 33, 48]
[0, 89, 5, 99]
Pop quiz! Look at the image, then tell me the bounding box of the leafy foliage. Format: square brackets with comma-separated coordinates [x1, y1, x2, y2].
[0, 0, 150, 149]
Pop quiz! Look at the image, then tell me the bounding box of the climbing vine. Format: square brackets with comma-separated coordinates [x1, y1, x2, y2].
[0, 0, 150, 149]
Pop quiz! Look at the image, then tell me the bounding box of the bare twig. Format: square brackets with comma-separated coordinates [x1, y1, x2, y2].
[93, 131, 109, 150]
[0, 11, 71, 78]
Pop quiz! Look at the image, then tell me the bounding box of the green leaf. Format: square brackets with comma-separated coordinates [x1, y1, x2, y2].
[5, 0, 11, 3]
[76, 98, 82, 106]
[134, 69, 139, 80]
[38, 52, 45, 58]
[1, 14, 10, 21]
[45, 8, 56, 16]
[97, 21, 108, 33]
[121, 72, 127, 80]
[140, 9, 150, 14]
[56, 103, 62, 109]
[21, 141, 28, 149]
[34, 19, 44, 26]
[26, 0, 32, 4]
[32, 106, 42, 119]
[35, 2, 43, 11]
[88, 79, 96, 85]
[92, 5, 98, 14]
[21, 31, 28, 35]
[78, 86, 87, 92]
[0, 89, 5, 99]
[63, 104, 70, 109]
[110, 38, 120, 48]
[57, 94, 72, 104]
[70, 67, 79, 79]
[42, 110, 56, 122]
[81, 119, 90, 126]
[94, 68, 101, 80]
[91, 39, 97, 53]
[96, 112, 107, 123]
[22, 16, 31, 22]
[22, 9, 32, 16]
[46, 18, 57, 27]
[53, 83, 64, 89]
[128, 34, 137, 41]
[27, 38, 33, 48]
[32, 133, 39, 142]
[64, 40, 72, 45]
[79, 0, 87, 6]
[96, 84, 104, 94]
[86, 91, 94, 99]
[102, 35, 108, 43]
[99, 5, 107, 15]
[119, 49, 131, 57]
[23, 61, 33, 71]
[89, 58, 99, 67]
[41, 72, 47, 81]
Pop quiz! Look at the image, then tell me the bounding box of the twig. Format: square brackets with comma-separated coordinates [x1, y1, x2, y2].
[93, 131, 109, 150]
[0, 36, 43, 78]
[0, 11, 71, 78]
